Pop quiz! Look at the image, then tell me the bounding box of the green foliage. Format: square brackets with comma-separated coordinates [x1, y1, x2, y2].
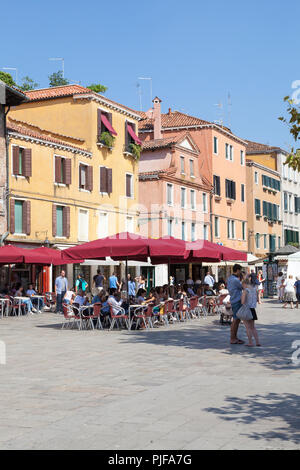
[129, 143, 141, 160]
[279, 96, 300, 171]
[100, 131, 115, 148]
[87, 83, 107, 94]
[0, 71, 16, 87]
[49, 71, 69, 87]
[19, 76, 39, 91]
[288, 242, 300, 248]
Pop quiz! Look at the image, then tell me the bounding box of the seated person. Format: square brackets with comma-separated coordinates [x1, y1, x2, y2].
[107, 291, 125, 315]
[92, 289, 107, 305]
[218, 283, 229, 295]
[136, 288, 147, 304]
[63, 289, 75, 305]
[203, 283, 216, 296]
[73, 290, 88, 308]
[15, 285, 36, 314]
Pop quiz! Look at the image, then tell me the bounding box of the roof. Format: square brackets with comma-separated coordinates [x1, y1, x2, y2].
[0, 80, 28, 106]
[7, 121, 91, 155]
[245, 139, 287, 155]
[24, 85, 141, 119]
[273, 245, 300, 256]
[139, 110, 211, 131]
[141, 132, 199, 153]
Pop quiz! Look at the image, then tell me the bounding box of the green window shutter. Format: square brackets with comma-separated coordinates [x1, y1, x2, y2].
[14, 201, 23, 234]
[56, 206, 64, 237]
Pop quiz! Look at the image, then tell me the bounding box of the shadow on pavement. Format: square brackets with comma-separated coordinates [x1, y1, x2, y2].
[204, 392, 300, 445]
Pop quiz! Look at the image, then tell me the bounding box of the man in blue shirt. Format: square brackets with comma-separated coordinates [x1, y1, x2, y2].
[294, 276, 300, 309]
[109, 272, 120, 291]
[227, 264, 245, 344]
[55, 270, 68, 314]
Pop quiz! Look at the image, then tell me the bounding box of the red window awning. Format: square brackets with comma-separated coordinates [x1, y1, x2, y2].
[127, 124, 142, 145]
[101, 114, 117, 136]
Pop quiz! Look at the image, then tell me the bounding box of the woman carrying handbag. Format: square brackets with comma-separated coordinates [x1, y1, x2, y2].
[237, 277, 261, 347]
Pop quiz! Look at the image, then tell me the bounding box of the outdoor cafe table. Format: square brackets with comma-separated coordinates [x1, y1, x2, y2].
[128, 304, 144, 324]
[31, 295, 45, 312]
[0, 298, 10, 318]
[14, 297, 32, 316]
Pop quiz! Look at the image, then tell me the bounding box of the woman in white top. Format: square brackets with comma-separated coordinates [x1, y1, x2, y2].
[283, 275, 295, 309]
[276, 272, 284, 302]
[241, 277, 261, 347]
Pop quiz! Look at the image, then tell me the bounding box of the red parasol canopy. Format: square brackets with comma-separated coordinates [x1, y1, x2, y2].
[189, 240, 247, 262]
[31, 247, 83, 265]
[0, 245, 25, 264]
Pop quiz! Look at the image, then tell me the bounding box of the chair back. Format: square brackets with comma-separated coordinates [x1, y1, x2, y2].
[144, 302, 154, 317]
[189, 296, 199, 309]
[217, 294, 228, 305]
[63, 303, 74, 319]
[166, 299, 174, 312]
[93, 302, 102, 317]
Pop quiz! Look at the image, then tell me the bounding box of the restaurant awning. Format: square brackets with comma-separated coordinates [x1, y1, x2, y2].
[101, 114, 117, 136]
[127, 125, 142, 145]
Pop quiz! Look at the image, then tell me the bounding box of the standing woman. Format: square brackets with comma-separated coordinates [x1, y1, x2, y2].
[283, 275, 295, 309]
[257, 270, 265, 304]
[241, 277, 261, 347]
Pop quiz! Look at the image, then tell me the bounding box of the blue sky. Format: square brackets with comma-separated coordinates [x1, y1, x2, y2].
[1, 0, 299, 149]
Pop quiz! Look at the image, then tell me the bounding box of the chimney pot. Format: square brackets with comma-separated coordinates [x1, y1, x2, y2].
[153, 96, 162, 140]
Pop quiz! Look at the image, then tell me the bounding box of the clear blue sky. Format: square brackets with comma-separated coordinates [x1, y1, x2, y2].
[1, 0, 299, 149]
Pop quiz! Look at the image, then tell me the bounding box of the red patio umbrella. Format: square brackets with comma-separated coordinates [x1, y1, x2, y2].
[190, 240, 247, 262]
[31, 247, 83, 265]
[0, 245, 25, 264]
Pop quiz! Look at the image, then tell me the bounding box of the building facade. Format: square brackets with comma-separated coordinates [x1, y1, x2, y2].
[138, 100, 248, 253]
[246, 160, 282, 256]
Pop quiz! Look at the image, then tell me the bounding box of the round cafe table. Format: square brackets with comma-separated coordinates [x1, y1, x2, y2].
[31, 295, 45, 313]
[0, 298, 10, 318]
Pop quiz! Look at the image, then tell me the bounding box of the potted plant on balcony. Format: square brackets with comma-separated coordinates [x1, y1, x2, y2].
[129, 143, 141, 160]
[100, 131, 115, 149]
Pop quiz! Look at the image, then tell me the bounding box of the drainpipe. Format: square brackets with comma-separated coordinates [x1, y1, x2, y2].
[209, 188, 213, 242]
[0, 231, 9, 246]
[4, 105, 10, 236]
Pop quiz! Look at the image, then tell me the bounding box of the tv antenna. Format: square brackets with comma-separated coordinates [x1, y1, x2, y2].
[213, 102, 223, 127]
[138, 77, 152, 107]
[49, 58, 65, 78]
[136, 82, 142, 111]
[227, 92, 232, 129]
[2, 67, 18, 85]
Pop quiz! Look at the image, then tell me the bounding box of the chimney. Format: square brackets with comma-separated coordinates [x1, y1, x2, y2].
[168, 108, 172, 115]
[153, 96, 162, 140]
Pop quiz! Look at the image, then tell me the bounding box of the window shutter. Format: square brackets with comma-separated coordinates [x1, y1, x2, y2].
[64, 158, 72, 185]
[52, 205, 57, 237]
[23, 149, 32, 177]
[108, 113, 112, 125]
[13, 146, 19, 175]
[10, 199, 15, 233]
[100, 167, 107, 193]
[125, 121, 128, 150]
[97, 109, 102, 138]
[87, 166, 93, 192]
[107, 168, 112, 194]
[23, 200, 31, 235]
[225, 179, 229, 198]
[126, 174, 131, 197]
[55, 157, 62, 183]
[232, 181, 236, 200]
[63, 206, 70, 238]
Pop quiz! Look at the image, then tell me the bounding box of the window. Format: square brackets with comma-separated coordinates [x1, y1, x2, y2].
[242, 222, 246, 241]
[278, 236, 281, 248]
[167, 183, 173, 206]
[262, 175, 280, 191]
[180, 156, 185, 174]
[229, 145, 233, 161]
[12, 146, 32, 177]
[254, 171, 258, 184]
[225, 179, 236, 199]
[167, 219, 173, 237]
[191, 222, 196, 241]
[78, 209, 89, 241]
[240, 150, 245, 165]
[215, 217, 219, 238]
[231, 220, 235, 239]
[255, 233, 260, 249]
[263, 201, 279, 221]
[54, 156, 71, 185]
[100, 167, 112, 194]
[14, 201, 24, 234]
[289, 194, 292, 212]
[227, 219, 231, 238]
[126, 216, 134, 233]
[284, 192, 288, 211]
[263, 234, 267, 250]
[97, 109, 117, 141]
[203, 224, 208, 240]
[189, 159, 194, 177]
[269, 235, 276, 253]
[181, 187, 186, 208]
[255, 199, 261, 216]
[53, 205, 70, 238]
[126, 173, 133, 198]
[295, 196, 300, 214]
[181, 221, 186, 240]
[202, 193, 207, 212]
[213, 136, 218, 154]
[79, 164, 93, 191]
[125, 121, 140, 151]
[213, 175, 221, 196]
[190, 190, 196, 210]
[56, 206, 64, 237]
[98, 212, 108, 238]
[284, 229, 299, 245]
[225, 143, 229, 160]
[241, 184, 245, 202]
[227, 219, 235, 239]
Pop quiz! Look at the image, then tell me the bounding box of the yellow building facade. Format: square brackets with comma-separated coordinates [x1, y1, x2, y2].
[7, 85, 141, 248]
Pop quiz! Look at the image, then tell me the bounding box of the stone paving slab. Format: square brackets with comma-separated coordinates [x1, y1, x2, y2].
[0, 299, 299, 449]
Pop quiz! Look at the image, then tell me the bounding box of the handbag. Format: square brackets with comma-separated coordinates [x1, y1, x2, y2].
[236, 304, 253, 321]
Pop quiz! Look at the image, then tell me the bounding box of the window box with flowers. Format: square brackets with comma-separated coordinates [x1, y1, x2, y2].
[99, 131, 115, 150]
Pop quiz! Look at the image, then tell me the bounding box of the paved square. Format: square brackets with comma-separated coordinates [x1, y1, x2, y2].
[0, 299, 299, 449]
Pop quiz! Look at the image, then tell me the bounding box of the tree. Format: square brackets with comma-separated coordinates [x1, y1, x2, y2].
[0, 71, 16, 87]
[19, 76, 39, 91]
[87, 83, 107, 94]
[48, 71, 69, 87]
[279, 96, 300, 171]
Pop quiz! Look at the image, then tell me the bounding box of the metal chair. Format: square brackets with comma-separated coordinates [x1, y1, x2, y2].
[92, 303, 104, 330]
[62, 304, 81, 329]
[109, 305, 131, 330]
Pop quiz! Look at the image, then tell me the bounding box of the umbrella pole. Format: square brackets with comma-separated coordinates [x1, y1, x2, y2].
[168, 256, 170, 285]
[125, 257, 128, 302]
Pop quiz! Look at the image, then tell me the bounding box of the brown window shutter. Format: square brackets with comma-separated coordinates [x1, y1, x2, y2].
[9, 199, 15, 233]
[97, 109, 102, 138]
[126, 174, 131, 197]
[23, 149, 32, 177]
[63, 206, 70, 238]
[125, 121, 128, 150]
[52, 205, 57, 237]
[108, 113, 112, 125]
[100, 166, 107, 192]
[22, 200, 31, 235]
[13, 146, 19, 175]
[107, 168, 112, 194]
[87, 166, 93, 192]
[79, 163, 83, 188]
[55, 157, 62, 183]
[64, 158, 72, 185]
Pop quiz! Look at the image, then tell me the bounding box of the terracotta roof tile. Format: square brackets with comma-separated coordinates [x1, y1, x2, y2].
[139, 110, 211, 131]
[7, 121, 91, 154]
[245, 139, 286, 154]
